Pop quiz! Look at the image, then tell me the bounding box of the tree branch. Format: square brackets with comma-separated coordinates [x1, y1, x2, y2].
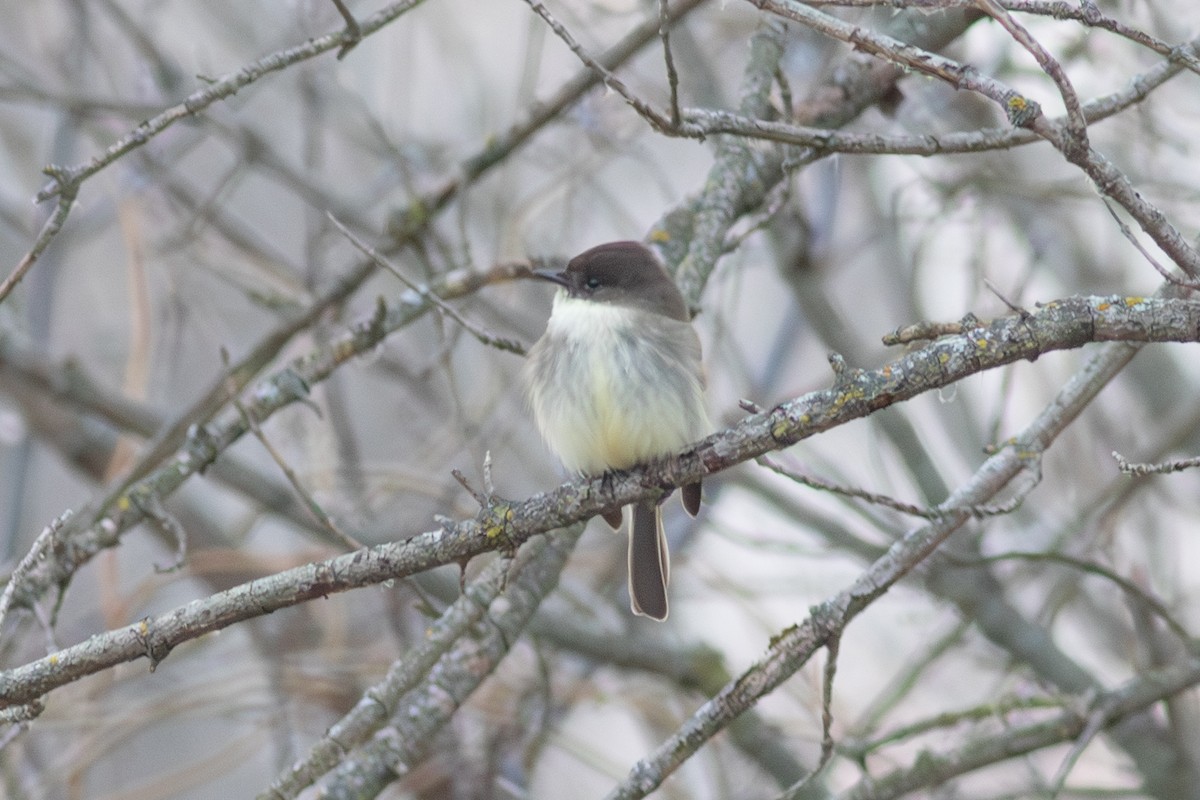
[4, 293, 1200, 710]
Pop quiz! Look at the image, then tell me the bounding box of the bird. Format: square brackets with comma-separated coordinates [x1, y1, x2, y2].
[524, 240, 708, 620]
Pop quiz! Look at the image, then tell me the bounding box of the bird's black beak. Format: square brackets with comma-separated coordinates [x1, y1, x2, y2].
[531, 269, 570, 287]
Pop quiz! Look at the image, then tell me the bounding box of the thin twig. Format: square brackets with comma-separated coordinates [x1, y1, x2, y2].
[1113, 449, 1200, 476]
[780, 635, 842, 798]
[127, 489, 188, 573]
[331, 215, 526, 355]
[522, 0, 673, 131]
[0, 510, 72, 631]
[229, 382, 364, 552]
[327, 0, 363, 59]
[747, 0, 1200, 277]
[973, 0, 1089, 148]
[451, 469, 489, 508]
[882, 320, 972, 345]
[958, 550, 1193, 644]
[982, 279, 1028, 317]
[783, 0, 1200, 72]
[36, 0, 429, 204]
[1047, 690, 1108, 797]
[849, 695, 1067, 759]
[482, 450, 496, 498]
[758, 455, 1025, 519]
[1102, 201, 1200, 289]
[0, 177, 77, 306]
[659, 0, 682, 127]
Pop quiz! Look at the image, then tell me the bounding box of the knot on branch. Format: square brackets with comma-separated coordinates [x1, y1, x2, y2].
[183, 423, 220, 475]
[828, 352, 865, 391]
[1003, 91, 1042, 127]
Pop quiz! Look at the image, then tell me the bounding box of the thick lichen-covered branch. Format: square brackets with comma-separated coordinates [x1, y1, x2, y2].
[3, 294, 1198, 711]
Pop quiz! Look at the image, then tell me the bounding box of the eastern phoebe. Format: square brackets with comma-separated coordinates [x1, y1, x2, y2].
[524, 241, 708, 620]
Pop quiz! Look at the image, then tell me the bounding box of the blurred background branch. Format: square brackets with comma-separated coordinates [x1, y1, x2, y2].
[2, 1, 1199, 798]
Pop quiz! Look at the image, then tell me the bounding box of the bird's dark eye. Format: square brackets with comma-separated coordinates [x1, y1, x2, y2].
[585, 277, 601, 290]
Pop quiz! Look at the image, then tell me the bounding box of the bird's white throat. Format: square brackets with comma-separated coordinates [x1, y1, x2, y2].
[545, 291, 638, 337]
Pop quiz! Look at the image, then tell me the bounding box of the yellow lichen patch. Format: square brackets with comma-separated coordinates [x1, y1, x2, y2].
[1096, 301, 1111, 311]
[833, 387, 866, 408]
[975, 339, 988, 349]
[483, 504, 514, 541]
[117, 496, 131, 511]
[939, 353, 950, 364]
[648, 229, 671, 243]
[1124, 296, 1145, 306]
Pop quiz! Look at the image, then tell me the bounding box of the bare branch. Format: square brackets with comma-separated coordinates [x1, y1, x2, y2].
[5, 293, 1200, 709]
[35, 0, 430, 204]
[748, 0, 1200, 276]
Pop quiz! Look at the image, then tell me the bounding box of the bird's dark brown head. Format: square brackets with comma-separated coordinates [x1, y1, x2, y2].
[533, 240, 689, 322]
